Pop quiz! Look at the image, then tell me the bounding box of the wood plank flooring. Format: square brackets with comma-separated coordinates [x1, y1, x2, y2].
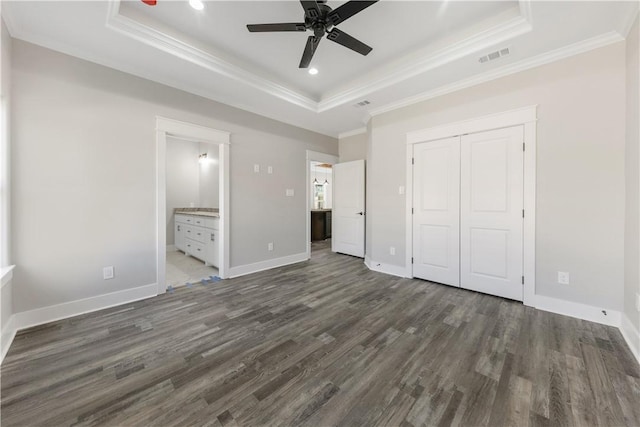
[2, 240, 639, 426]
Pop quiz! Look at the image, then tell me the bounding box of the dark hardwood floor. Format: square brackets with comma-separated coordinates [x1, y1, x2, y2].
[2, 242, 639, 426]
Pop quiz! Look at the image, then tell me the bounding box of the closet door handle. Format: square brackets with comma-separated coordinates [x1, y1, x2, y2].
[356, 212, 364, 216]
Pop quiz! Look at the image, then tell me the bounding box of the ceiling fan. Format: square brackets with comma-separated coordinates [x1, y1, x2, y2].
[247, 0, 378, 68]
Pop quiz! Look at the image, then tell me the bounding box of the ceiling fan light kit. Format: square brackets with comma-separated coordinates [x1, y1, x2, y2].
[247, 0, 378, 69]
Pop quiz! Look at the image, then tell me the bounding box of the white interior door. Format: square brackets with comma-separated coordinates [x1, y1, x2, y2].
[460, 126, 524, 301]
[412, 137, 461, 287]
[332, 160, 365, 257]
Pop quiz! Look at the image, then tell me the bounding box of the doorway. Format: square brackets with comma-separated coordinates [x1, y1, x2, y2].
[165, 137, 220, 288]
[306, 151, 338, 259]
[412, 126, 524, 301]
[406, 106, 537, 306]
[156, 117, 230, 294]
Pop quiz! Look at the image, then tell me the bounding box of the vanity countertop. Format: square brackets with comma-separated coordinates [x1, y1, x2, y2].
[175, 209, 220, 218]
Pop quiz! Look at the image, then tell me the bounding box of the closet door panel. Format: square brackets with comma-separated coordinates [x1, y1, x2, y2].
[412, 136, 460, 287]
[460, 126, 524, 301]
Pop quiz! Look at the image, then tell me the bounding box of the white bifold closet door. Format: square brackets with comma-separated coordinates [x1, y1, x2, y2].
[412, 136, 460, 287]
[412, 126, 524, 301]
[460, 126, 524, 301]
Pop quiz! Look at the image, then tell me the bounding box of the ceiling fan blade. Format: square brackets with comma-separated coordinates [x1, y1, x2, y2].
[247, 23, 307, 32]
[327, 1, 378, 26]
[300, 0, 321, 19]
[299, 35, 321, 68]
[326, 28, 372, 56]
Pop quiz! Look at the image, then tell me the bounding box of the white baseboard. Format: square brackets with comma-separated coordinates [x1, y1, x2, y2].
[228, 252, 308, 279]
[364, 256, 407, 278]
[534, 294, 621, 327]
[1, 283, 158, 364]
[620, 313, 640, 365]
[166, 245, 176, 252]
[1, 314, 17, 363]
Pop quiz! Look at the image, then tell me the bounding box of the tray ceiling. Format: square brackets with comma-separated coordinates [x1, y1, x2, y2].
[2, 1, 637, 137]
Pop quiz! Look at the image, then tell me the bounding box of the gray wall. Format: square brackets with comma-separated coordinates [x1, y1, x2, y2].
[625, 16, 640, 331]
[1, 17, 13, 335]
[367, 43, 626, 311]
[1, 17, 10, 268]
[339, 132, 367, 162]
[198, 141, 219, 209]
[165, 137, 200, 246]
[11, 40, 337, 312]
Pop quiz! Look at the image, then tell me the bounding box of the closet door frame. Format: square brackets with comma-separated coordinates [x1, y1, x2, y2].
[405, 105, 537, 307]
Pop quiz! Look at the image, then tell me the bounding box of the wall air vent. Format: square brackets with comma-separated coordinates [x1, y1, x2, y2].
[354, 100, 371, 108]
[479, 47, 510, 64]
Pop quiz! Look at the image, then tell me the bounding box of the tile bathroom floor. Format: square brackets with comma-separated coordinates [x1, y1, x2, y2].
[166, 250, 218, 287]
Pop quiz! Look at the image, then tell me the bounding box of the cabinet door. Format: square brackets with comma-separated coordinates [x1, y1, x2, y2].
[205, 230, 219, 268]
[175, 222, 185, 252]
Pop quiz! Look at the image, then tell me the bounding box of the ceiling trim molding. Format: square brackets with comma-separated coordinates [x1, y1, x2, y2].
[620, 3, 639, 38]
[368, 30, 624, 117]
[316, 3, 533, 112]
[104, 0, 534, 114]
[105, 0, 318, 112]
[338, 127, 367, 139]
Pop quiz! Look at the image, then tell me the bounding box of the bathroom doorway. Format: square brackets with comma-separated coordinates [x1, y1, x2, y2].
[156, 117, 230, 294]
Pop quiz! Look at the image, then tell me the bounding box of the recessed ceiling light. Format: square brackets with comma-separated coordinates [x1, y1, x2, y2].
[189, 0, 204, 11]
[308, 68, 318, 75]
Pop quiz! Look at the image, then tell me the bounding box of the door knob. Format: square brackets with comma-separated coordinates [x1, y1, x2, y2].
[357, 212, 364, 216]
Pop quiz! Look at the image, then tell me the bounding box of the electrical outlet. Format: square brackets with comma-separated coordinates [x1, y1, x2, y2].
[254, 164, 260, 173]
[103, 266, 114, 280]
[390, 246, 396, 255]
[267, 166, 273, 174]
[268, 242, 273, 251]
[557, 271, 570, 285]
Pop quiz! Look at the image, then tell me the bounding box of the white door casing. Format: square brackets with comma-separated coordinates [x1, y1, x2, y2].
[332, 159, 365, 258]
[412, 136, 461, 287]
[460, 126, 524, 301]
[406, 106, 536, 307]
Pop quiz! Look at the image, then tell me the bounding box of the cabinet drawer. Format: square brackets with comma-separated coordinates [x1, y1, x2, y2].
[175, 214, 189, 224]
[191, 226, 206, 243]
[205, 218, 220, 230]
[184, 225, 206, 243]
[192, 217, 206, 226]
[184, 240, 205, 258]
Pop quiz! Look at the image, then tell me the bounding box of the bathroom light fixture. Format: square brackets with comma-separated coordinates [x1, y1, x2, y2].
[308, 67, 318, 75]
[189, 0, 204, 11]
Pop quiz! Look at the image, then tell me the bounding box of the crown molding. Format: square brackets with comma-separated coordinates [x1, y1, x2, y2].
[368, 31, 624, 117]
[105, 0, 533, 115]
[338, 127, 367, 139]
[316, 4, 533, 112]
[105, 0, 318, 112]
[620, 2, 639, 38]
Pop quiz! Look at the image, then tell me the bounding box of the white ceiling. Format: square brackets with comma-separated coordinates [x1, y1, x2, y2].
[2, 1, 638, 137]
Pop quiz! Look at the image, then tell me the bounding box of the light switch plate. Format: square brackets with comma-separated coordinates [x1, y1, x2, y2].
[398, 186, 405, 195]
[286, 189, 294, 197]
[558, 271, 570, 285]
[254, 164, 260, 173]
[267, 166, 273, 174]
[268, 242, 273, 251]
[390, 247, 396, 255]
[103, 266, 114, 280]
